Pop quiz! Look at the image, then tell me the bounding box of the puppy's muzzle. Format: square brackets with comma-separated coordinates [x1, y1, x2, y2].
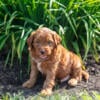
[40, 50, 45, 55]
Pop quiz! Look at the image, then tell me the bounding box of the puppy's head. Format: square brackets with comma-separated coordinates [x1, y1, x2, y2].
[27, 27, 61, 60]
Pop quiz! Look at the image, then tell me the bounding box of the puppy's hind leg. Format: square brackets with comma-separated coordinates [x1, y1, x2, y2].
[82, 70, 89, 82]
[68, 67, 82, 86]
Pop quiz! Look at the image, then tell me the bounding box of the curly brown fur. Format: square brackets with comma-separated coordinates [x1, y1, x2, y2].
[22, 27, 89, 95]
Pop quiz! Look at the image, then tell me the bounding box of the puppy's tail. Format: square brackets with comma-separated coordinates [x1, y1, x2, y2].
[82, 70, 89, 82]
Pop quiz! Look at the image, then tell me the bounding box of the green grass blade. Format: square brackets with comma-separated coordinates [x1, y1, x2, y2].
[82, 19, 91, 61]
[93, 91, 100, 100]
[0, 35, 8, 50]
[81, 91, 93, 100]
[62, 9, 77, 38]
[17, 28, 32, 60]
[4, 50, 11, 67]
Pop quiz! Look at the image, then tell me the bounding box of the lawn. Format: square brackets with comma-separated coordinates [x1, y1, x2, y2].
[1, 91, 100, 100]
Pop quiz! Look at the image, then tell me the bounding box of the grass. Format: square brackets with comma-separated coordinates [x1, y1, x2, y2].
[1, 91, 100, 100]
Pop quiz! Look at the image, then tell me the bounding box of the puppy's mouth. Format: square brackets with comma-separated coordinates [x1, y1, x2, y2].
[39, 55, 48, 59]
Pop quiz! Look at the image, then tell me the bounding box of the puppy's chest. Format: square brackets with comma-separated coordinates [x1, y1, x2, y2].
[36, 62, 47, 74]
[37, 63, 42, 73]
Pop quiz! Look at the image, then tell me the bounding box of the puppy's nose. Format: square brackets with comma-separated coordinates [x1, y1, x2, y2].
[40, 50, 45, 55]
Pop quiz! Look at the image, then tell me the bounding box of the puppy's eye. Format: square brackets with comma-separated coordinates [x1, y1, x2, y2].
[35, 41, 40, 44]
[48, 41, 53, 46]
[36, 41, 39, 43]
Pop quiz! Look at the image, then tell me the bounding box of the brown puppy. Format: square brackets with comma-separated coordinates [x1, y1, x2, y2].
[22, 27, 89, 95]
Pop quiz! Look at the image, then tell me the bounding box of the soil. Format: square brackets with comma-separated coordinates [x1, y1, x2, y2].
[0, 53, 100, 98]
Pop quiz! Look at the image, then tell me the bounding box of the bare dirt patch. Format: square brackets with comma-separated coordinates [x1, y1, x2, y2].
[0, 53, 100, 97]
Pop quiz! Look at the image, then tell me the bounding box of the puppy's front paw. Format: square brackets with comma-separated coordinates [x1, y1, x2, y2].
[40, 89, 52, 96]
[22, 80, 34, 88]
[68, 78, 78, 86]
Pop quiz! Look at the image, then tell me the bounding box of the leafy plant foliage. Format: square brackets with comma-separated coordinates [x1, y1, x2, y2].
[0, 0, 100, 66]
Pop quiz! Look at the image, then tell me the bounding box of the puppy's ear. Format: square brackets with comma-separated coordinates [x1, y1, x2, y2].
[27, 32, 35, 50]
[52, 32, 61, 46]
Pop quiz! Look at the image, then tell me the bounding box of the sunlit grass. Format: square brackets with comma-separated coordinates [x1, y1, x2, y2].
[1, 91, 100, 100]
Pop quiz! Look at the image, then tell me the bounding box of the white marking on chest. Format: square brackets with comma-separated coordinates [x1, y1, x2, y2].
[37, 62, 43, 73]
[32, 57, 43, 73]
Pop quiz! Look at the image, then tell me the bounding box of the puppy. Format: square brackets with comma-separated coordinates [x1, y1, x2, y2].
[22, 27, 89, 95]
